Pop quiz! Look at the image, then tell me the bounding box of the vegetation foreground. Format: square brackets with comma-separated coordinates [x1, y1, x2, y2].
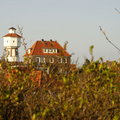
[0, 59, 120, 120]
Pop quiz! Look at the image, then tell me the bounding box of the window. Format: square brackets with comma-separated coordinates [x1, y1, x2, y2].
[43, 49, 58, 53]
[28, 49, 31, 54]
[40, 57, 45, 63]
[13, 40, 15, 43]
[63, 58, 67, 63]
[50, 49, 53, 53]
[12, 49, 15, 56]
[16, 49, 18, 56]
[59, 58, 62, 63]
[57, 49, 60, 53]
[44, 49, 47, 53]
[48, 49, 51, 53]
[49, 58, 54, 63]
[36, 57, 40, 63]
[48, 49, 52, 53]
[36, 57, 46, 63]
[7, 51, 10, 55]
[54, 49, 57, 53]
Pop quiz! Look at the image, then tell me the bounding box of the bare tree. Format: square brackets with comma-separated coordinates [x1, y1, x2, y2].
[1, 48, 7, 61]
[17, 25, 27, 52]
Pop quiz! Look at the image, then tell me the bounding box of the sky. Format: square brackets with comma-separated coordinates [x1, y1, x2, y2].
[0, 0, 120, 65]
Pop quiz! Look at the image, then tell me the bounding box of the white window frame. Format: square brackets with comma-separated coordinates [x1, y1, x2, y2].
[40, 57, 46, 63]
[59, 58, 62, 63]
[50, 49, 53, 53]
[63, 58, 67, 63]
[54, 49, 57, 53]
[43, 49, 58, 53]
[43, 49, 47, 53]
[28, 49, 31, 54]
[49, 58, 54, 63]
[36, 57, 40, 63]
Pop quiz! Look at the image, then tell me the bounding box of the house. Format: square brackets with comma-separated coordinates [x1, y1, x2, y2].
[24, 40, 71, 65]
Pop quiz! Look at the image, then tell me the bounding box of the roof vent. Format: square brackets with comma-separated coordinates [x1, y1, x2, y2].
[50, 39, 52, 41]
[45, 42, 48, 45]
[41, 39, 44, 41]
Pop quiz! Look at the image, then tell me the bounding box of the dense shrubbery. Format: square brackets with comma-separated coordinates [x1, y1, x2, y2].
[0, 59, 120, 120]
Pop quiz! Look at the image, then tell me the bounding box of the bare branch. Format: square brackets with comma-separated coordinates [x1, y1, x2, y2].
[17, 25, 27, 52]
[99, 26, 120, 53]
[114, 8, 120, 14]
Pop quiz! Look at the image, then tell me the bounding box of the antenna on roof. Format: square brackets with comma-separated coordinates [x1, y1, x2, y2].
[64, 41, 68, 50]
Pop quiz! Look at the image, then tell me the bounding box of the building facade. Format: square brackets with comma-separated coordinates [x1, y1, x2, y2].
[3, 27, 22, 62]
[24, 40, 71, 65]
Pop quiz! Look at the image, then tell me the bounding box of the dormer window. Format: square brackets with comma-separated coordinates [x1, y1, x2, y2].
[57, 49, 59, 53]
[43, 48, 58, 53]
[28, 48, 31, 54]
[49, 49, 53, 53]
[51, 49, 53, 53]
[48, 49, 50, 53]
[43, 49, 47, 53]
[54, 49, 57, 53]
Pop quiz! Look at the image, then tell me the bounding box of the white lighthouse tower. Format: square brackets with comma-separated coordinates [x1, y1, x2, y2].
[3, 27, 22, 62]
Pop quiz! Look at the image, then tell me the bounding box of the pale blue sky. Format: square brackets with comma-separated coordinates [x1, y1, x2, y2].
[0, 0, 120, 64]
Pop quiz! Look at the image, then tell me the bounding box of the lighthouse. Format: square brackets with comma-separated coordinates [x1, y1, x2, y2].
[3, 27, 22, 62]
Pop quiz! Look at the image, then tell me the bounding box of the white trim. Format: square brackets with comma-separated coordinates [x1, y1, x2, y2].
[36, 57, 40, 62]
[43, 48, 58, 53]
[49, 58, 54, 63]
[62, 58, 67, 63]
[59, 58, 62, 63]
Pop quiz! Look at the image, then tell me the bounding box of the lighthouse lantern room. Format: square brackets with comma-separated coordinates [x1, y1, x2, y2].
[3, 27, 22, 62]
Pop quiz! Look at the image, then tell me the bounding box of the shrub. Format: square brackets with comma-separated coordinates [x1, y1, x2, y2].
[0, 59, 120, 120]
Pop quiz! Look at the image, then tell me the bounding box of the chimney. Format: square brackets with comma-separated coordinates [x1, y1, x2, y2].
[64, 41, 68, 50]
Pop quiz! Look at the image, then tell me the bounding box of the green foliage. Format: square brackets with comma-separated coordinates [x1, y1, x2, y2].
[0, 59, 120, 120]
[89, 45, 94, 62]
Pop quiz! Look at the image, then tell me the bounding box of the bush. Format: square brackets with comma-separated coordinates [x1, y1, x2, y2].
[0, 60, 120, 120]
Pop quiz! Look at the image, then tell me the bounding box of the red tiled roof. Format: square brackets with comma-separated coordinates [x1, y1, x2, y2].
[24, 40, 71, 57]
[3, 33, 22, 38]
